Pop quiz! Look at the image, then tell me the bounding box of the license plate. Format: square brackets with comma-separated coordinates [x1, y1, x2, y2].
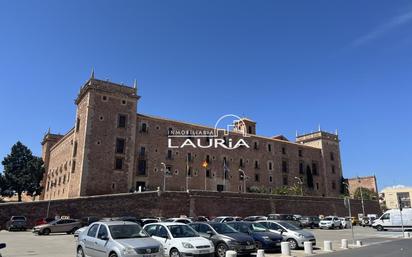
[245, 245, 254, 249]
[199, 250, 209, 254]
[276, 243, 281, 246]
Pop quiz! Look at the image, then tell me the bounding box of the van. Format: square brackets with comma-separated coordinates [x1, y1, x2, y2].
[372, 209, 412, 231]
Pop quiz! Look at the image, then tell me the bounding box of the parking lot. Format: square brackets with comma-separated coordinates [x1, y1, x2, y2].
[0, 226, 406, 257]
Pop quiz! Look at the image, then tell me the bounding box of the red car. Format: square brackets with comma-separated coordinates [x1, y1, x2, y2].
[35, 217, 55, 226]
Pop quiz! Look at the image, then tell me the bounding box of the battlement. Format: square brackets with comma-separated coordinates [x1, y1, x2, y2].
[296, 131, 339, 144]
[75, 78, 140, 104]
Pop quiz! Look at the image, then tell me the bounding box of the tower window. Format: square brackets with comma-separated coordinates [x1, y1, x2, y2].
[167, 150, 173, 160]
[141, 123, 148, 133]
[254, 160, 260, 169]
[268, 161, 273, 171]
[138, 160, 147, 175]
[331, 165, 335, 174]
[332, 181, 336, 190]
[239, 158, 244, 167]
[269, 175, 273, 183]
[283, 176, 288, 186]
[267, 144, 272, 152]
[282, 160, 288, 173]
[118, 114, 127, 128]
[72, 141, 78, 157]
[312, 162, 318, 175]
[248, 126, 253, 134]
[298, 149, 303, 157]
[254, 141, 259, 150]
[76, 118, 80, 132]
[330, 152, 335, 161]
[139, 146, 146, 157]
[115, 138, 125, 154]
[71, 160, 76, 173]
[299, 161, 304, 174]
[282, 147, 286, 155]
[115, 157, 124, 170]
[255, 174, 259, 182]
[102, 95, 108, 102]
[206, 169, 211, 178]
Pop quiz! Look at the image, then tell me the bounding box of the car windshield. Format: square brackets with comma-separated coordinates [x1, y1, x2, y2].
[211, 223, 238, 234]
[168, 225, 199, 238]
[109, 224, 149, 239]
[12, 217, 26, 221]
[212, 217, 224, 222]
[278, 222, 300, 231]
[324, 217, 333, 221]
[250, 223, 268, 232]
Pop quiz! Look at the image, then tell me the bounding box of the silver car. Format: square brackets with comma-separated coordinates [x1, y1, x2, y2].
[257, 220, 316, 250]
[76, 221, 163, 257]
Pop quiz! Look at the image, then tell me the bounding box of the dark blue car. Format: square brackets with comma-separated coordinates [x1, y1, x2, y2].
[226, 221, 282, 252]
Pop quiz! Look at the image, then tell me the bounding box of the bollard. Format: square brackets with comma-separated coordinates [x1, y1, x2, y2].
[256, 249, 265, 257]
[341, 239, 348, 249]
[225, 250, 237, 257]
[356, 240, 363, 247]
[404, 232, 410, 238]
[323, 241, 333, 252]
[304, 241, 313, 254]
[281, 242, 291, 256]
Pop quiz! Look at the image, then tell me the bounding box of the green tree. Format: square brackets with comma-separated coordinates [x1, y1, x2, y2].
[1, 141, 44, 202]
[354, 187, 378, 201]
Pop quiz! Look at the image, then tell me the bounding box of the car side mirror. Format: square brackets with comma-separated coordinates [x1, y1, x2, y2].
[277, 229, 283, 234]
[206, 231, 214, 237]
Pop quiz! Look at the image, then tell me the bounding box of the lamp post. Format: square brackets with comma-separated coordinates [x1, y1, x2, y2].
[161, 162, 167, 191]
[238, 169, 247, 193]
[294, 177, 303, 196]
[357, 177, 366, 216]
[343, 182, 355, 245]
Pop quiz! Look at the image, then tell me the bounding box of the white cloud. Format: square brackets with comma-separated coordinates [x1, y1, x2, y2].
[352, 11, 412, 47]
[380, 184, 410, 192]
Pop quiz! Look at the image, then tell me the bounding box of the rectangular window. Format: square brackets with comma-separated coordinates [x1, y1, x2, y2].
[298, 149, 303, 157]
[138, 160, 146, 175]
[331, 165, 335, 174]
[282, 147, 286, 155]
[206, 169, 211, 178]
[299, 161, 304, 174]
[254, 160, 259, 169]
[76, 118, 80, 132]
[118, 114, 127, 128]
[73, 141, 78, 157]
[141, 123, 147, 132]
[332, 181, 336, 190]
[267, 144, 272, 152]
[139, 146, 146, 157]
[255, 174, 260, 182]
[167, 150, 173, 160]
[254, 142, 259, 150]
[269, 175, 273, 183]
[330, 152, 335, 161]
[115, 157, 124, 170]
[316, 183, 319, 190]
[115, 138, 125, 154]
[312, 162, 318, 175]
[282, 160, 288, 173]
[206, 155, 210, 163]
[268, 162, 273, 171]
[71, 160, 76, 173]
[283, 176, 288, 186]
[239, 158, 244, 167]
[187, 152, 192, 162]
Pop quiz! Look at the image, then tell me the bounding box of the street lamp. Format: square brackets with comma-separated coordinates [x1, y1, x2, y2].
[357, 177, 366, 216]
[294, 177, 303, 196]
[161, 162, 167, 192]
[343, 182, 355, 245]
[238, 169, 247, 193]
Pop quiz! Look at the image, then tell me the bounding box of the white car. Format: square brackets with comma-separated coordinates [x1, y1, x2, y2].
[144, 222, 215, 257]
[319, 216, 342, 229]
[211, 216, 240, 223]
[339, 217, 352, 229]
[164, 218, 193, 224]
[76, 221, 163, 257]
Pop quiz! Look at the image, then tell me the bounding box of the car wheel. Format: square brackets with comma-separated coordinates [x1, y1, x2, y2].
[109, 252, 118, 257]
[331, 224, 334, 229]
[170, 248, 181, 257]
[77, 247, 85, 257]
[255, 241, 263, 249]
[43, 228, 51, 235]
[216, 243, 228, 257]
[287, 239, 298, 250]
[71, 227, 79, 234]
[376, 225, 384, 232]
[339, 225, 343, 229]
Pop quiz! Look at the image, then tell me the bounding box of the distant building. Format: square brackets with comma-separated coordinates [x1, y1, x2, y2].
[347, 175, 378, 197]
[40, 75, 345, 200]
[381, 187, 412, 209]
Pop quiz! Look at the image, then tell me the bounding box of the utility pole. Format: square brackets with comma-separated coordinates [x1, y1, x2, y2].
[343, 182, 355, 245]
[358, 177, 366, 216]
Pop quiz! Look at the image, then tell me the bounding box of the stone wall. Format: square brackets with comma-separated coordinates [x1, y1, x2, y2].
[0, 191, 381, 228]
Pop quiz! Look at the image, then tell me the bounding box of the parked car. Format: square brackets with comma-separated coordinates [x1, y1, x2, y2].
[299, 216, 320, 229]
[212, 216, 241, 223]
[35, 217, 55, 226]
[141, 218, 160, 226]
[77, 221, 163, 257]
[33, 218, 81, 235]
[226, 221, 282, 252]
[189, 222, 256, 257]
[193, 216, 210, 222]
[144, 222, 215, 257]
[267, 214, 302, 228]
[0, 243, 5, 257]
[164, 218, 192, 224]
[319, 216, 342, 229]
[80, 216, 100, 227]
[101, 216, 144, 226]
[339, 217, 352, 228]
[257, 220, 316, 250]
[243, 216, 267, 221]
[5, 216, 27, 231]
[361, 215, 377, 227]
[373, 209, 412, 231]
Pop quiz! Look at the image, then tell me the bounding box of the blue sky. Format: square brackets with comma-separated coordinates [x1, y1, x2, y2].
[0, 1, 411, 190]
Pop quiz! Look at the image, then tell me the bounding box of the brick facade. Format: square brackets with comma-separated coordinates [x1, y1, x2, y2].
[41, 77, 345, 200]
[347, 176, 378, 197]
